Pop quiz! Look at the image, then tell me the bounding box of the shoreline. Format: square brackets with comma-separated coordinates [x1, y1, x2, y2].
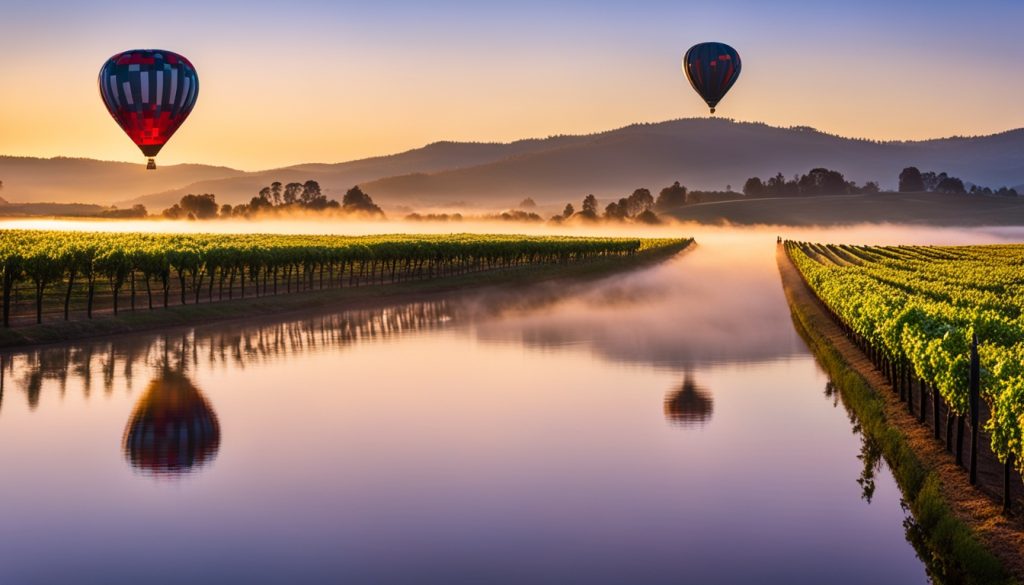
[0, 242, 691, 351]
[776, 244, 1024, 584]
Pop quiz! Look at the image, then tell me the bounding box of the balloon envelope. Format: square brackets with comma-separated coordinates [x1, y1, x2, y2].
[98, 50, 199, 162]
[663, 375, 713, 427]
[122, 371, 219, 476]
[683, 42, 741, 114]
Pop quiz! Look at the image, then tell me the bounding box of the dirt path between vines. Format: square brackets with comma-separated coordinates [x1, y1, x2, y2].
[776, 244, 1024, 580]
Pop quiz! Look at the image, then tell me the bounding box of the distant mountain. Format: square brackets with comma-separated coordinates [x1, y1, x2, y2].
[118, 137, 590, 209]
[0, 156, 244, 205]
[357, 119, 1024, 209]
[3, 119, 1024, 212]
[0, 200, 111, 217]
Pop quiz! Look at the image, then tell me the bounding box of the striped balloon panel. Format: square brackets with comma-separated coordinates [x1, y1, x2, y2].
[98, 50, 199, 158]
[122, 373, 220, 476]
[683, 42, 741, 112]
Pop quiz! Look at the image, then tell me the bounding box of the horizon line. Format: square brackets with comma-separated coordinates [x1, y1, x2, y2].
[2, 117, 1022, 173]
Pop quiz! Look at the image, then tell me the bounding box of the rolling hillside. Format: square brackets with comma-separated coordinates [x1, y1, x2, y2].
[0, 156, 244, 205]
[118, 137, 590, 210]
[2, 119, 1023, 212]
[357, 120, 1024, 209]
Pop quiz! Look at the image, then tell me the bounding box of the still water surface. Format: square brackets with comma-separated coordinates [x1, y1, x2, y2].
[1, 224, 1021, 584]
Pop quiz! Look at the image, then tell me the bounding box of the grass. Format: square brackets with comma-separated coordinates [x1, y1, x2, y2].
[780, 247, 1014, 584]
[0, 239, 691, 349]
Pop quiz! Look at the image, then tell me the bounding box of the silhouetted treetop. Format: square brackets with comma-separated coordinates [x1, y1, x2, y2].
[655, 181, 687, 211]
[899, 167, 925, 192]
[342, 186, 384, 216]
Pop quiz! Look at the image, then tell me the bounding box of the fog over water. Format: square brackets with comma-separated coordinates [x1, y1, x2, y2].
[1, 219, 1022, 583]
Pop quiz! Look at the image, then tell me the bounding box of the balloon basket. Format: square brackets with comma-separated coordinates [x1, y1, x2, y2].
[146, 158, 156, 170]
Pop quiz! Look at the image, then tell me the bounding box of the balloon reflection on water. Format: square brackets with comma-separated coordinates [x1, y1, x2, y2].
[663, 373, 714, 427]
[122, 371, 220, 476]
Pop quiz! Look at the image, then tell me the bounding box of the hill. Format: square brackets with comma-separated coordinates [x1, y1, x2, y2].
[357, 120, 1024, 209]
[2, 119, 1024, 212]
[0, 156, 244, 205]
[117, 137, 590, 209]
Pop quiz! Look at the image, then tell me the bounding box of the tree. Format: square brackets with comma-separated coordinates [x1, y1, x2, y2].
[220, 204, 233, 217]
[743, 177, 765, 197]
[921, 171, 948, 192]
[162, 204, 183, 219]
[270, 182, 283, 205]
[898, 167, 924, 192]
[935, 176, 966, 194]
[300, 180, 324, 207]
[604, 200, 627, 220]
[258, 187, 272, 203]
[862, 181, 880, 194]
[519, 198, 537, 209]
[582, 194, 598, 214]
[283, 182, 304, 205]
[562, 203, 575, 218]
[635, 209, 660, 224]
[655, 182, 687, 211]
[248, 195, 273, 212]
[798, 168, 849, 196]
[342, 186, 384, 216]
[101, 204, 148, 218]
[625, 188, 654, 217]
[178, 193, 219, 219]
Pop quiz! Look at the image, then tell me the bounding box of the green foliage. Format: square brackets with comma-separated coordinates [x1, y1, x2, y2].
[0, 230, 690, 321]
[788, 282, 1010, 584]
[788, 241, 1024, 469]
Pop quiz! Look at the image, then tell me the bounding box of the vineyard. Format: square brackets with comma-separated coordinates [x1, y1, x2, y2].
[0, 230, 691, 327]
[786, 240, 1024, 509]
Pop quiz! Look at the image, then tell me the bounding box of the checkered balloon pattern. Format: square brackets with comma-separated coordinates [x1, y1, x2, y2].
[98, 50, 199, 158]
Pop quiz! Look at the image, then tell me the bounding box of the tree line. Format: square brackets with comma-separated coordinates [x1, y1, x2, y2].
[162, 182, 384, 219]
[743, 169, 880, 198]
[898, 167, 1018, 197]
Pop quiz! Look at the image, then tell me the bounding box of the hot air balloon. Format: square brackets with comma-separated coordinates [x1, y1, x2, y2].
[663, 374, 713, 427]
[683, 42, 741, 115]
[98, 50, 199, 170]
[122, 370, 219, 476]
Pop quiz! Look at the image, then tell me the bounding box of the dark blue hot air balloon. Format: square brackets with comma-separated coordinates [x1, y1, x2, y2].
[98, 50, 199, 170]
[683, 42, 741, 114]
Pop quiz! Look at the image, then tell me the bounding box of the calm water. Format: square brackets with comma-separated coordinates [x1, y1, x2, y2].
[2, 223, 1022, 584]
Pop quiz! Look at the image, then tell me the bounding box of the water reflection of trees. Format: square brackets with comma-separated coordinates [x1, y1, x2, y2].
[856, 433, 883, 503]
[822, 381, 887, 504]
[123, 369, 220, 476]
[663, 373, 714, 427]
[0, 300, 456, 411]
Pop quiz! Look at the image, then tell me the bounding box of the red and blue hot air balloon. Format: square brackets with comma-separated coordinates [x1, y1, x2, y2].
[98, 50, 199, 170]
[123, 371, 220, 476]
[683, 42, 741, 115]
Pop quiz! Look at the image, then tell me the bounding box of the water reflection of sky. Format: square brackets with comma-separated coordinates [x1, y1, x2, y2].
[3, 224, 1023, 583]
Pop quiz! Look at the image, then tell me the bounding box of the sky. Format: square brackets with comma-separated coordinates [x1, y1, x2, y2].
[1, 0, 1022, 170]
